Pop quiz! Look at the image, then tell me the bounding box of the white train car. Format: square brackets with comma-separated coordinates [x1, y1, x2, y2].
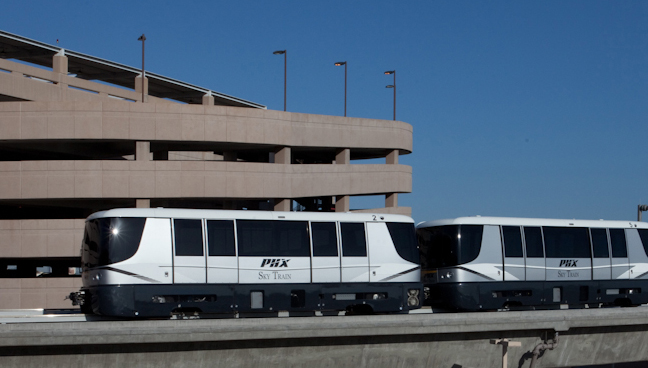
[417, 216, 648, 310]
[70, 208, 422, 317]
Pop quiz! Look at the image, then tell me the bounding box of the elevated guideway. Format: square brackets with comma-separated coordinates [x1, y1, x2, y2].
[1, 307, 647, 367]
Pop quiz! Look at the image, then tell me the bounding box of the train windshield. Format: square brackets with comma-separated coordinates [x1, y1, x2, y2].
[82, 217, 146, 270]
[386, 222, 419, 264]
[417, 225, 483, 268]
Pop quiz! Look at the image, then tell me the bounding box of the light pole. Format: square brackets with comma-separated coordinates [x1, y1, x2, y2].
[385, 70, 396, 120]
[273, 50, 287, 111]
[335, 61, 347, 116]
[137, 34, 146, 103]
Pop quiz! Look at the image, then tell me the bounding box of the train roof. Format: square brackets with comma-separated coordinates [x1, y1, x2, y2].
[87, 208, 414, 223]
[416, 216, 648, 229]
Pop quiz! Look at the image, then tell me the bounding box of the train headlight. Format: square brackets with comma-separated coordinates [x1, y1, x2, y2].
[445, 271, 453, 279]
[407, 289, 420, 306]
[407, 296, 419, 306]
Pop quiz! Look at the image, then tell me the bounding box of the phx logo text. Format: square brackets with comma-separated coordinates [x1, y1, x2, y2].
[260, 259, 290, 267]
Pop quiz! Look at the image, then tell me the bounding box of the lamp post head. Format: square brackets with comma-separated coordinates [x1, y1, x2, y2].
[386, 85, 394, 88]
[384, 70, 395, 75]
[138, 34, 146, 41]
[335, 61, 346, 66]
[273, 50, 286, 55]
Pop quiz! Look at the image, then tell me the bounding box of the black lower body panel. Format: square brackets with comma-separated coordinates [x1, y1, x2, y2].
[425, 280, 648, 311]
[85, 282, 423, 317]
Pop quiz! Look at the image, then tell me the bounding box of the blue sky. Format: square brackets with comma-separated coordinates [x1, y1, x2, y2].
[4, 1, 648, 222]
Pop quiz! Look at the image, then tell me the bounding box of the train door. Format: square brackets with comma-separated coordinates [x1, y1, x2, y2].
[236, 220, 311, 284]
[172, 219, 207, 283]
[501, 226, 525, 281]
[523, 226, 545, 281]
[311, 222, 341, 283]
[610, 228, 630, 279]
[206, 220, 238, 283]
[340, 222, 369, 282]
[591, 228, 612, 280]
[543, 227, 592, 282]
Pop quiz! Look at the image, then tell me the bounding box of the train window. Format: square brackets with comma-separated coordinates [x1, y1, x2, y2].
[237, 220, 272, 256]
[638, 229, 648, 257]
[312, 222, 338, 257]
[387, 222, 419, 264]
[543, 227, 591, 258]
[524, 227, 544, 258]
[609, 229, 627, 258]
[341, 223, 367, 257]
[459, 225, 483, 264]
[174, 219, 204, 257]
[502, 226, 523, 258]
[207, 220, 235, 256]
[416, 225, 482, 267]
[417, 225, 457, 268]
[275, 221, 310, 256]
[237, 220, 310, 257]
[82, 217, 146, 269]
[591, 228, 610, 258]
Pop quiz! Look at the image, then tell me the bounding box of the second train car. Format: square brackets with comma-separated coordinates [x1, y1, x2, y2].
[417, 216, 648, 310]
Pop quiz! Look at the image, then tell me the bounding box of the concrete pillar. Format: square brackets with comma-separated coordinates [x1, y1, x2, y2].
[223, 152, 237, 161]
[134, 75, 149, 102]
[335, 148, 350, 165]
[274, 199, 292, 212]
[136, 141, 151, 161]
[386, 149, 399, 165]
[202, 92, 214, 105]
[385, 193, 398, 208]
[274, 147, 291, 164]
[53, 49, 68, 88]
[334, 149, 351, 212]
[335, 195, 350, 212]
[52, 49, 68, 74]
[273, 147, 292, 208]
[136, 199, 150, 208]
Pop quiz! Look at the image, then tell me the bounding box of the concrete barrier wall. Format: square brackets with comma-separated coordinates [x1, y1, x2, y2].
[0, 101, 413, 152]
[0, 219, 84, 257]
[0, 161, 412, 200]
[0, 308, 647, 367]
